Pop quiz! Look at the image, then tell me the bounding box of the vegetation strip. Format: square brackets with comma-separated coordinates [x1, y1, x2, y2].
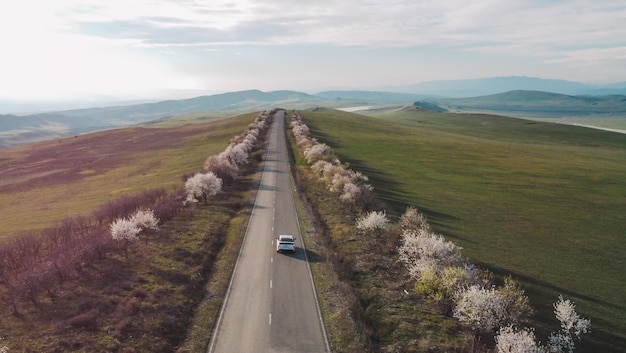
[287, 109, 601, 352]
[0, 110, 275, 352]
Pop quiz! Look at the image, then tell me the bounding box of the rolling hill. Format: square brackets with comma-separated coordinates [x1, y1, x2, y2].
[0, 90, 321, 148]
[384, 76, 626, 97]
[424, 90, 626, 115]
[3, 87, 626, 148]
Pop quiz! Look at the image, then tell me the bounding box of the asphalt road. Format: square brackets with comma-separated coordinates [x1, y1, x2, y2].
[208, 110, 330, 353]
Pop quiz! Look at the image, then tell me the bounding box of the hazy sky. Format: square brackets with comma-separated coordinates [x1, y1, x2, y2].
[1, 0, 625, 100]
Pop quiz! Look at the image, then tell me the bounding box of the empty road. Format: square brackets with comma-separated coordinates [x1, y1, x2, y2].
[208, 110, 329, 353]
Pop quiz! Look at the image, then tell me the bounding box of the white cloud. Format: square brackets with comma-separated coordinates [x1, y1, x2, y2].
[1, 0, 625, 100]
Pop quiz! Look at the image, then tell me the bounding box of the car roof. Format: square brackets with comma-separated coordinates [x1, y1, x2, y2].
[278, 234, 294, 240]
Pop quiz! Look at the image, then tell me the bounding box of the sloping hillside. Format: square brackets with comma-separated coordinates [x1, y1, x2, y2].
[315, 90, 432, 104]
[0, 90, 320, 148]
[431, 90, 626, 115]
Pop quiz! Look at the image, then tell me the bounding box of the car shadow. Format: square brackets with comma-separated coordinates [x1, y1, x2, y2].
[276, 247, 323, 264]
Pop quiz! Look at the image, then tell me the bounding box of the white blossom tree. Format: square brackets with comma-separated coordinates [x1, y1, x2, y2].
[223, 144, 249, 166]
[547, 296, 591, 353]
[340, 182, 361, 204]
[297, 137, 315, 152]
[184, 172, 223, 204]
[399, 206, 431, 232]
[496, 325, 545, 353]
[204, 154, 239, 183]
[356, 210, 389, 237]
[241, 133, 257, 150]
[311, 160, 333, 178]
[398, 228, 464, 278]
[329, 172, 352, 193]
[292, 123, 309, 138]
[453, 285, 506, 334]
[304, 143, 331, 164]
[110, 218, 141, 258]
[130, 209, 159, 244]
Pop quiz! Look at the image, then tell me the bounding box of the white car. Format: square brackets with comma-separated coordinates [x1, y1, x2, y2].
[276, 234, 296, 253]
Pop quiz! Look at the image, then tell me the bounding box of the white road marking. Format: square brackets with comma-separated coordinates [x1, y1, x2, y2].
[270, 280, 273, 289]
[269, 313, 272, 326]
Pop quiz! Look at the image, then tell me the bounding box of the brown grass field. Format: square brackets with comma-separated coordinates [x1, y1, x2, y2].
[0, 113, 266, 352]
[0, 116, 252, 238]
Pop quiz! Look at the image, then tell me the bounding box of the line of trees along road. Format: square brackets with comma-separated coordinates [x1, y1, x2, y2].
[288, 110, 590, 353]
[0, 110, 275, 351]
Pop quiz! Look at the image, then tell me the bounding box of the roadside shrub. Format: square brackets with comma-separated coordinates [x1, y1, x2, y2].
[304, 143, 331, 164]
[399, 206, 431, 233]
[496, 325, 544, 353]
[355, 210, 389, 237]
[453, 285, 506, 334]
[398, 228, 465, 279]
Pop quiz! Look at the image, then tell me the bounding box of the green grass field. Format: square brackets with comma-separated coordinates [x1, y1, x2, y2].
[300, 108, 626, 353]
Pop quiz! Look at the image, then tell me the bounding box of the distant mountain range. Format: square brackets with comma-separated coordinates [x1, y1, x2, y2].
[381, 76, 626, 97]
[2, 77, 626, 148]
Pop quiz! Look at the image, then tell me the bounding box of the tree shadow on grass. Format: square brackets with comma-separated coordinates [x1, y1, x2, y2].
[481, 262, 623, 312]
[483, 263, 626, 353]
[308, 129, 343, 150]
[340, 156, 459, 221]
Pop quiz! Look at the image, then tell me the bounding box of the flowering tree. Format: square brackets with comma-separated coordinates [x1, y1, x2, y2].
[356, 210, 389, 237]
[292, 123, 309, 139]
[398, 228, 464, 278]
[399, 206, 431, 232]
[222, 144, 249, 166]
[453, 278, 532, 335]
[184, 172, 223, 204]
[110, 218, 141, 258]
[547, 296, 591, 353]
[130, 209, 159, 230]
[304, 143, 331, 164]
[406, 256, 481, 313]
[130, 209, 159, 244]
[494, 296, 590, 353]
[340, 182, 361, 204]
[453, 285, 506, 334]
[241, 133, 257, 150]
[204, 154, 239, 184]
[311, 160, 333, 178]
[496, 325, 545, 353]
